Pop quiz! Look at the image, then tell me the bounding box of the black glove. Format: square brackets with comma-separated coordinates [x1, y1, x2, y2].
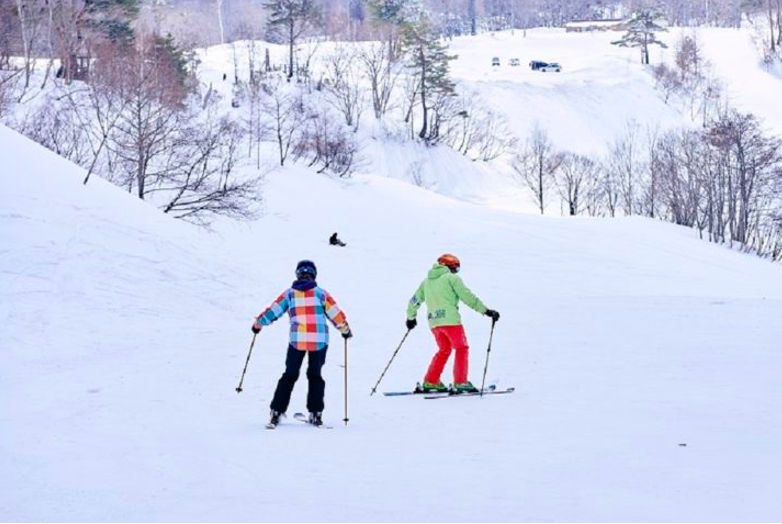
[251, 324, 261, 334]
[485, 309, 500, 322]
[406, 318, 417, 330]
[342, 330, 353, 339]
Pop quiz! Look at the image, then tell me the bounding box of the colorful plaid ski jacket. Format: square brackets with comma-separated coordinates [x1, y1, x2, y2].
[254, 279, 350, 351]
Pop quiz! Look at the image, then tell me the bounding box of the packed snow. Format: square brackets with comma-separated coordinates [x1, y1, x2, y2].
[3, 26, 782, 522]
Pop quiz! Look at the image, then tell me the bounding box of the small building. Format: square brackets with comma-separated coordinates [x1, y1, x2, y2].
[565, 19, 626, 32]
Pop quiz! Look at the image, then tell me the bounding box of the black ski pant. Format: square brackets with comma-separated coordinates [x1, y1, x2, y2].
[270, 345, 327, 414]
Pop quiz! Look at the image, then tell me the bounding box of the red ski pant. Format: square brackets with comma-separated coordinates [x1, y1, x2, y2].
[424, 324, 470, 384]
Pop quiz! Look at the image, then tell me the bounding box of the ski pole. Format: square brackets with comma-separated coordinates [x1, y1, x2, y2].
[369, 329, 411, 396]
[235, 333, 257, 393]
[479, 319, 496, 398]
[343, 337, 349, 426]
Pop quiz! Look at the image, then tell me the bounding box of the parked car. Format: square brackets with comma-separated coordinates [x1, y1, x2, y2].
[492, 56, 500, 66]
[529, 60, 547, 70]
[529, 60, 561, 72]
[539, 62, 562, 72]
[509, 58, 520, 66]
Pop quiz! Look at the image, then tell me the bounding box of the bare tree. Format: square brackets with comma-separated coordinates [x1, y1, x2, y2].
[66, 41, 147, 185]
[512, 123, 562, 214]
[601, 159, 621, 218]
[706, 110, 782, 246]
[244, 75, 267, 169]
[441, 88, 516, 161]
[155, 117, 258, 225]
[14, 96, 92, 165]
[294, 108, 359, 177]
[106, 35, 190, 198]
[0, 0, 15, 70]
[555, 152, 599, 216]
[606, 121, 643, 216]
[0, 69, 21, 118]
[652, 63, 683, 104]
[654, 129, 703, 227]
[358, 40, 402, 119]
[13, 0, 46, 91]
[400, 71, 421, 138]
[322, 44, 365, 130]
[406, 159, 427, 187]
[582, 163, 607, 217]
[263, 84, 310, 166]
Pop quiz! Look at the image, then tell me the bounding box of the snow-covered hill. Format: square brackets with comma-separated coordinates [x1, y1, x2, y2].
[3, 107, 782, 523]
[192, 26, 782, 214]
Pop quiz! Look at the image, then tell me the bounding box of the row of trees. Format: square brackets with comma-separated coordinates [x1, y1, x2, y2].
[129, 0, 782, 48]
[2, 0, 779, 67]
[2, 0, 765, 56]
[224, 0, 469, 146]
[0, 0, 475, 223]
[9, 35, 259, 225]
[512, 31, 782, 260]
[513, 114, 782, 261]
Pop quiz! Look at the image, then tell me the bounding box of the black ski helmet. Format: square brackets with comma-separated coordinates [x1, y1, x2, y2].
[296, 259, 317, 279]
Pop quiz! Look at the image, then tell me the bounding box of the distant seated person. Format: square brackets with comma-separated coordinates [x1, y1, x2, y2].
[329, 232, 347, 247]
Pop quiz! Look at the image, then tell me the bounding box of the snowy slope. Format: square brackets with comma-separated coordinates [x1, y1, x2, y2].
[195, 30, 691, 213]
[667, 27, 782, 135]
[448, 29, 687, 155]
[195, 26, 782, 214]
[3, 120, 782, 522]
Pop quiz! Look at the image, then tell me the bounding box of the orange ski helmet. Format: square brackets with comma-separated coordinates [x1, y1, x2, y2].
[437, 253, 461, 272]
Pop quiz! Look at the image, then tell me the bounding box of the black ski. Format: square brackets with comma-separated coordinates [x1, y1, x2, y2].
[424, 387, 515, 399]
[383, 384, 496, 397]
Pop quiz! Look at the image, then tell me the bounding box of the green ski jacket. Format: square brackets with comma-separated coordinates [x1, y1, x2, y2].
[406, 263, 488, 328]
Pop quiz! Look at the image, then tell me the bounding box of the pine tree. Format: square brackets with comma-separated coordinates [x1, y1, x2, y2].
[264, 0, 322, 81]
[367, 0, 423, 61]
[612, 10, 669, 65]
[368, 0, 423, 25]
[403, 15, 456, 142]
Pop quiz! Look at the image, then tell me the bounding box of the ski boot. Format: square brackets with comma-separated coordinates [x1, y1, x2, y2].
[308, 412, 323, 427]
[415, 381, 450, 393]
[452, 381, 480, 394]
[268, 410, 283, 428]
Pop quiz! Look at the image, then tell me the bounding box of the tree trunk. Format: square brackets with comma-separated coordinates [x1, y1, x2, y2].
[776, 0, 782, 47]
[769, 0, 777, 53]
[137, 153, 146, 199]
[216, 0, 226, 44]
[288, 20, 295, 81]
[418, 49, 428, 140]
[469, 0, 476, 36]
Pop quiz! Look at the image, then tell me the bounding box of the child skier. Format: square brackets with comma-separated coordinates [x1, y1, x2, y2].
[406, 254, 500, 393]
[252, 260, 352, 427]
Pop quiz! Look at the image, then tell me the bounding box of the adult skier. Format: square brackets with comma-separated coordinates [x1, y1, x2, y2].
[406, 254, 500, 393]
[252, 260, 352, 427]
[329, 232, 347, 247]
